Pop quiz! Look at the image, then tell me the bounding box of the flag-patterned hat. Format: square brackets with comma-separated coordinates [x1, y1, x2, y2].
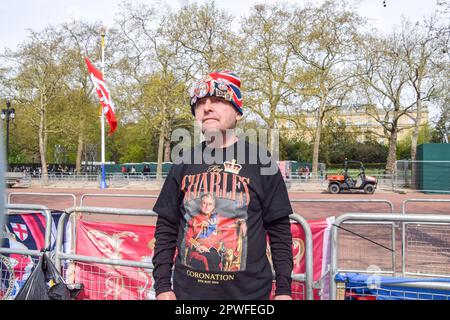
[189, 70, 243, 115]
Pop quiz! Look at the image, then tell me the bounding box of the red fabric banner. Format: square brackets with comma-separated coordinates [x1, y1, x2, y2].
[73, 217, 333, 300]
[74, 220, 155, 300]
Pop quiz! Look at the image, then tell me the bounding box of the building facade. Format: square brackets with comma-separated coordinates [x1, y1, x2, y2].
[279, 105, 429, 144]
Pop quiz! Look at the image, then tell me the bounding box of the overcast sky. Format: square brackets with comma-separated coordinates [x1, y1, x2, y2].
[0, 0, 443, 51]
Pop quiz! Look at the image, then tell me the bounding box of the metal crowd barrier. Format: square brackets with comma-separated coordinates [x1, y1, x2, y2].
[290, 199, 396, 275]
[1, 204, 54, 299]
[289, 214, 313, 300]
[54, 207, 158, 300]
[287, 173, 326, 184]
[30, 173, 169, 183]
[401, 199, 450, 277]
[330, 213, 450, 300]
[53, 207, 314, 300]
[287, 173, 394, 190]
[80, 193, 159, 207]
[394, 160, 450, 194]
[7, 192, 77, 208]
[290, 199, 394, 213]
[3, 204, 54, 249]
[7, 192, 155, 208]
[401, 198, 450, 215]
[54, 206, 157, 270]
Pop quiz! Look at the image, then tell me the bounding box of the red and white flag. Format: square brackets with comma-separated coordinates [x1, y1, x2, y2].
[84, 57, 117, 135]
[10, 223, 28, 241]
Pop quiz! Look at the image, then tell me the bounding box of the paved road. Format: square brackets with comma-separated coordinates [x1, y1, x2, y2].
[6, 186, 450, 233]
[6, 186, 450, 218]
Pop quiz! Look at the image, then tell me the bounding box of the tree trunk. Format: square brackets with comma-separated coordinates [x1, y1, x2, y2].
[410, 91, 423, 189]
[75, 118, 85, 175]
[267, 104, 276, 154]
[156, 122, 165, 179]
[38, 106, 48, 184]
[410, 85, 422, 162]
[268, 126, 281, 161]
[312, 100, 325, 175]
[164, 135, 171, 163]
[385, 126, 398, 175]
[409, 74, 424, 188]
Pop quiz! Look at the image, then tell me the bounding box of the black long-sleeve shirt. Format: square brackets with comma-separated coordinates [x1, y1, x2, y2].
[152, 215, 179, 296]
[265, 215, 293, 296]
[153, 214, 293, 297]
[152, 141, 294, 299]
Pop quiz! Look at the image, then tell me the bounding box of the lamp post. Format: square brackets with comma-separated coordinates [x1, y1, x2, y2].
[1, 100, 15, 167]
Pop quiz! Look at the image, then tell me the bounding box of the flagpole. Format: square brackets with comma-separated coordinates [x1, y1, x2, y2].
[100, 29, 107, 189]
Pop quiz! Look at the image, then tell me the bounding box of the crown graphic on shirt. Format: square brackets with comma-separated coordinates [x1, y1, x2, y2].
[223, 159, 242, 175]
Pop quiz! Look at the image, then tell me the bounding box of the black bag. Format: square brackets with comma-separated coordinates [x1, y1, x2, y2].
[15, 253, 82, 300]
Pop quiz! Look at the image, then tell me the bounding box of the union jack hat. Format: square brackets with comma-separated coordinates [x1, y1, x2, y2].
[189, 70, 243, 115]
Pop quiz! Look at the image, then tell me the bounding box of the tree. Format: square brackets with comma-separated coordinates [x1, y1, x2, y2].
[279, 136, 312, 162]
[5, 27, 69, 182]
[143, 72, 190, 176]
[287, 0, 365, 174]
[114, 1, 191, 177]
[60, 21, 107, 174]
[357, 30, 418, 174]
[320, 118, 359, 165]
[354, 140, 388, 164]
[106, 121, 158, 163]
[0, 99, 39, 164]
[167, 0, 238, 76]
[399, 16, 448, 160]
[431, 104, 450, 143]
[240, 3, 295, 154]
[397, 124, 432, 159]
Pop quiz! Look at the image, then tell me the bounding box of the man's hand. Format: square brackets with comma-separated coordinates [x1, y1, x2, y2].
[274, 295, 292, 300]
[156, 291, 177, 300]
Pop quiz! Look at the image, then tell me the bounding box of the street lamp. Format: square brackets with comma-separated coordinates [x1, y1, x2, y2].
[1, 100, 15, 166]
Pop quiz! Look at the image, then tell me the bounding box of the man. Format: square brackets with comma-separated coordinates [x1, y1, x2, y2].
[152, 70, 293, 300]
[142, 165, 150, 176]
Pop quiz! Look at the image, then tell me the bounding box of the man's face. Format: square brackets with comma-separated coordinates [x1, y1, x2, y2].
[200, 196, 215, 215]
[194, 97, 242, 133]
